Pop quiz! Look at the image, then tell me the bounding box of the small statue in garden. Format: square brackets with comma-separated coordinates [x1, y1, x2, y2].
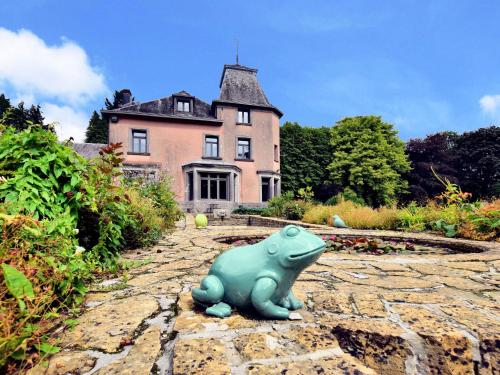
[191, 225, 325, 319]
[332, 214, 349, 228]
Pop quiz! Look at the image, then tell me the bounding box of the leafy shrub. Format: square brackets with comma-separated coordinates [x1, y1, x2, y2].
[133, 175, 183, 229]
[282, 200, 314, 220]
[0, 126, 87, 222]
[282, 202, 306, 220]
[0, 127, 183, 372]
[458, 199, 500, 241]
[78, 143, 130, 268]
[325, 188, 366, 206]
[267, 191, 294, 217]
[396, 202, 427, 231]
[297, 186, 314, 201]
[0, 210, 91, 368]
[233, 207, 269, 215]
[122, 188, 165, 249]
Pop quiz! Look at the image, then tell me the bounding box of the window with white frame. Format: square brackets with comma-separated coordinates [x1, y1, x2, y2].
[204, 135, 219, 158]
[131, 129, 147, 153]
[237, 109, 250, 124]
[237, 138, 251, 159]
[177, 99, 190, 112]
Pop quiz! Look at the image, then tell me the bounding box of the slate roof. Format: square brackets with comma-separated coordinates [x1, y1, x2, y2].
[72, 143, 106, 159]
[102, 64, 282, 121]
[216, 64, 283, 117]
[102, 92, 222, 124]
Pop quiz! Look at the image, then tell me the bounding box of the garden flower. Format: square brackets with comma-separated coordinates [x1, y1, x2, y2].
[75, 246, 85, 255]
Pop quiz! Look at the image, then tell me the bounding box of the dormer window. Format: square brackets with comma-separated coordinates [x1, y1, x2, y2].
[177, 99, 190, 112]
[237, 109, 250, 124]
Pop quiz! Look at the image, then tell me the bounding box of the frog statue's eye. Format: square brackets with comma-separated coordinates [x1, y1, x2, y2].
[285, 226, 300, 237]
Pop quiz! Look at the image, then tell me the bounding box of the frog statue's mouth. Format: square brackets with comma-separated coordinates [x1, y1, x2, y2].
[287, 245, 325, 263]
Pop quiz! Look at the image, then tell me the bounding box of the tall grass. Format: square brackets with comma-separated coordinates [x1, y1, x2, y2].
[302, 200, 398, 229]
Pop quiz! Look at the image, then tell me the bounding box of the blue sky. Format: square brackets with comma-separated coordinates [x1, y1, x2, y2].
[0, 0, 499, 141]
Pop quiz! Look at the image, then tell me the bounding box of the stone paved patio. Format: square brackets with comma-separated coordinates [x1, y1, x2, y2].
[28, 216, 499, 374]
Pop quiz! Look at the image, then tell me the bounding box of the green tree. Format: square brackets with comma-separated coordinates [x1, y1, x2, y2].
[327, 116, 410, 207]
[454, 126, 500, 198]
[85, 89, 132, 144]
[85, 111, 108, 143]
[280, 122, 337, 200]
[0, 96, 47, 132]
[0, 94, 11, 118]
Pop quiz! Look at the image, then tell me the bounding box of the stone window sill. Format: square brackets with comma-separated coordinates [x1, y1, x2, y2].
[127, 152, 150, 156]
[202, 156, 222, 160]
[235, 158, 254, 162]
[236, 122, 252, 126]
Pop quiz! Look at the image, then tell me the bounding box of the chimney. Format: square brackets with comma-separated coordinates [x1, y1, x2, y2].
[120, 89, 132, 106]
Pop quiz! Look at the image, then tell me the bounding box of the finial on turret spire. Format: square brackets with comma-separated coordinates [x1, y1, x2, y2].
[235, 39, 239, 65]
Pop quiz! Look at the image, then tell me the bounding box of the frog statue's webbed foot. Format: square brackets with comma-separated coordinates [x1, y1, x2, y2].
[278, 290, 304, 311]
[206, 301, 232, 318]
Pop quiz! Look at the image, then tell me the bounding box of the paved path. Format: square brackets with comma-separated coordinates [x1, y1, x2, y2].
[28, 217, 499, 374]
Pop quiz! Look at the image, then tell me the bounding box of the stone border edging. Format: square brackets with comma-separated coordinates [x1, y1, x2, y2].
[209, 214, 500, 254]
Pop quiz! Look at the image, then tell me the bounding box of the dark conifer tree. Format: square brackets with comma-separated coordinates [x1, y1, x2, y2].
[84, 111, 108, 144]
[0, 93, 11, 118]
[27, 104, 44, 125]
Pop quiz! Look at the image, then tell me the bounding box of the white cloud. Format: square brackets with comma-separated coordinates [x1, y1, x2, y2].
[479, 94, 500, 117]
[0, 28, 107, 105]
[43, 103, 88, 142]
[0, 28, 108, 142]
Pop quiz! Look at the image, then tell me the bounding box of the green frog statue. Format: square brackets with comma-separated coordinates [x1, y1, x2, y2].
[191, 225, 326, 319]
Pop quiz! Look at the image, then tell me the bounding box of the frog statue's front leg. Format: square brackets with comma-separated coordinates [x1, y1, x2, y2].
[251, 277, 291, 319]
[278, 290, 304, 310]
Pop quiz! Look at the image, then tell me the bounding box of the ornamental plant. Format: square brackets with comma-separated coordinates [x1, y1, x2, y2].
[0, 126, 88, 222]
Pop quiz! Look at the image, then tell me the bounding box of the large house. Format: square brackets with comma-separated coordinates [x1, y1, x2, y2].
[102, 64, 282, 213]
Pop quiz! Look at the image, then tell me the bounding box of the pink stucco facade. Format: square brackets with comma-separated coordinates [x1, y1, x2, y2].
[104, 64, 282, 212]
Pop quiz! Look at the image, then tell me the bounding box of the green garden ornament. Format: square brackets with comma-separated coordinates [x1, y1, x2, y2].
[194, 214, 208, 229]
[192, 225, 325, 319]
[333, 214, 349, 228]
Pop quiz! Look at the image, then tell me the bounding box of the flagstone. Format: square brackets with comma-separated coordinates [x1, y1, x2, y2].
[444, 261, 490, 272]
[352, 293, 387, 317]
[394, 305, 475, 374]
[60, 294, 159, 352]
[26, 351, 96, 375]
[173, 338, 230, 375]
[247, 354, 377, 375]
[312, 291, 353, 314]
[94, 326, 161, 375]
[409, 263, 476, 277]
[126, 270, 184, 287]
[322, 316, 411, 375]
[423, 275, 494, 291]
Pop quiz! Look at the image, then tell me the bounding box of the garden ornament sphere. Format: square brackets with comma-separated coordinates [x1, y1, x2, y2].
[194, 214, 208, 229]
[191, 225, 326, 319]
